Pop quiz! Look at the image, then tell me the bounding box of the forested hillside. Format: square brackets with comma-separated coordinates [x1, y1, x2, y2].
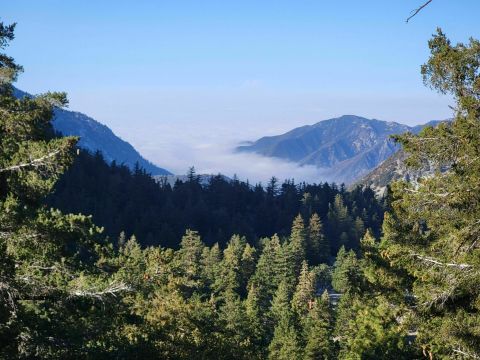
[12, 87, 172, 176]
[47, 150, 384, 253]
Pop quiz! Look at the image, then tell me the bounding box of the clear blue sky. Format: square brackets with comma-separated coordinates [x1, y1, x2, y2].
[3, 0, 480, 180]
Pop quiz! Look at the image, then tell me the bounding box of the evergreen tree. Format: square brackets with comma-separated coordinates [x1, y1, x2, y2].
[250, 235, 283, 311]
[240, 243, 257, 296]
[288, 214, 307, 277]
[308, 213, 330, 265]
[354, 216, 365, 241]
[276, 240, 299, 295]
[0, 21, 131, 357]
[268, 317, 303, 360]
[378, 30, 480, 358]
[304, 291, 334, 360]
[118, 230, 127, 249]
[49, 148, 385, 251]
[219, 292, 257, 359]
[201, 242, 222, 288]
[116, 234, 146, 288]
[174, 229, 206, 295]
[337, 296, 415, 360]
[327, 194, 355, 252]
[333, 229, 416, 360]
[268, 280, 303, 360]
[245, 284, 267, 356]
[291, 261, 317, 319]
[270, 280, 293, 326]
[331, 246, 363, 294]
[215, 234, 246, 297]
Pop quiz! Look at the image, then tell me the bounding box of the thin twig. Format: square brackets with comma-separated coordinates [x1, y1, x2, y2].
[406, 0, 433, 23]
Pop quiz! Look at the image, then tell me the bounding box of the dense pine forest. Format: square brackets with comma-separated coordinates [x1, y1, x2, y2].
[46, 150, 383, 252]
[2, 16, 480, 360]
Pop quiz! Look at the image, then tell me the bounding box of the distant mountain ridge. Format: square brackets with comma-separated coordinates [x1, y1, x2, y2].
[237, 115, 440, 184]
[13, 87, 171, 175]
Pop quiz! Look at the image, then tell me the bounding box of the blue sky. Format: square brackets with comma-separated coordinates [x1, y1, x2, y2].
[3, 0, 480, 181]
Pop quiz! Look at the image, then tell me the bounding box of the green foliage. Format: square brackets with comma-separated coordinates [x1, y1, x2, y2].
[0, 22, 23, 84]
[290, 214, 307, 262]
[331, 246, 363, 294]
[268, 281, 303, 360]
[307, 212, 330, 265]
[9, 18, 480, 360]
[200, 242, 222, 288]
[304, 291, 334, 360]
[270, 280, 293, 325]
[0, 21, 134, 358]
[250, 235, 283, 312]
[268, 316, 303, 360]
[219, 292, 259, 359]
[245, 284, 268, 357]
[337, 296, 415, 360]
[291, 261, 316, 319]
[48, 150, 385, 250]
[380, 29, 480, 358]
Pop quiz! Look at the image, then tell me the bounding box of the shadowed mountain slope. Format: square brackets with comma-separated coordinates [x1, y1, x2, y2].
[13, 87, 171, 175]
[237, 115, 440, 184]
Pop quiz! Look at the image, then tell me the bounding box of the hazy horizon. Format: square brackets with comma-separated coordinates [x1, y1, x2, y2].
[4, 0, 479, 183]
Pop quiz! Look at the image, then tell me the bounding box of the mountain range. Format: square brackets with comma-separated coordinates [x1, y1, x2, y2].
[237, 115, 440, 184]
[13, 88, 171, 175]
[11, 89, 442, 186]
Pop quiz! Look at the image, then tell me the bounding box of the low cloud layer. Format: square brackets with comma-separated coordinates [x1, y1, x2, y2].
[69, 86, 453, 185]
[171, 144, 327, 185]
[111, 121, 324, 184]
[136, 130, 328, 185]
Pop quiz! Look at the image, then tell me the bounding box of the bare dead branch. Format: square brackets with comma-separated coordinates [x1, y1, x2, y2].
[407, 0, 434, 23]
[404, 188, 451, 197]
[452, 348, 480, 359]
[0, 149, 61, 173]
[70, 281, 133, 300]
[412, 253, 473, 270]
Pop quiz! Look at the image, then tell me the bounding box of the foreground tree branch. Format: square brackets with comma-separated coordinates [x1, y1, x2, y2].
[412, 253, 473, 270]
[0, 149, 62, 173]
[406, 0, 433, 23]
